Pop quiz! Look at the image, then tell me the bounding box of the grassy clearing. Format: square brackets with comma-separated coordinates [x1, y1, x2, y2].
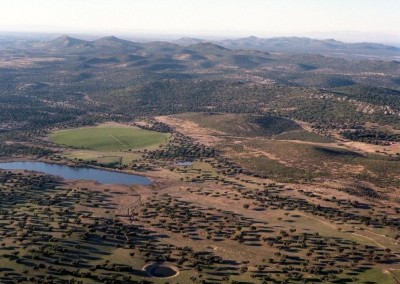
[176, 112, 302, 137]
[51, 124, 170, 151]
[247, 139, 362, 165]
[177, 112, 333, 145]
[275, 129, 333, 143]
[350, 268, 398, 284]
[226, 139, 357, 181]
[192, 161, 218, 176]
[65, 150, 140, 166]
[221, 136, 400, 187]
[235, 155, 316, 182]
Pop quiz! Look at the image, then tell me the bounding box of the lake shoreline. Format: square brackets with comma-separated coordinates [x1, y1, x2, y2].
[0, 155, 153, 180]
[0, 160, 153, 186]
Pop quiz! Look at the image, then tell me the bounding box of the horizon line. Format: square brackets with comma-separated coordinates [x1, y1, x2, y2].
[1, 29, 400, 46]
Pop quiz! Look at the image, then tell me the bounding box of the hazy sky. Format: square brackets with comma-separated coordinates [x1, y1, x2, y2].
[0, 0, 399, 40]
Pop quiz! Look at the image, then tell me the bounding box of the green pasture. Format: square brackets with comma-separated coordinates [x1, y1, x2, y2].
[51, 124, 170, 151]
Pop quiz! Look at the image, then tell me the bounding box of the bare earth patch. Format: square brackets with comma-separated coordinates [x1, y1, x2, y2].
[156, 115, 224, 146]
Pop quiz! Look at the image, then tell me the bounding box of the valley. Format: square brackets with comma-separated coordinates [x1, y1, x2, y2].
[0, 34, 399, 283]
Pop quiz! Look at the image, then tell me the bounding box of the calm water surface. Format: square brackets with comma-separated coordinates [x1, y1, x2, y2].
[0, 161, 152, 186]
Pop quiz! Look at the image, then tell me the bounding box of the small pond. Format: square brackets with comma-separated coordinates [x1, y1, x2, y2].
[0, 161, 152, 186]
[143, 263, 179, 278]
[176, 161, 193, 166]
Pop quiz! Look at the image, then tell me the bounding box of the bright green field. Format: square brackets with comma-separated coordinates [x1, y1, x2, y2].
[51, 124, 170, 151]
[351, 268, 399, 284]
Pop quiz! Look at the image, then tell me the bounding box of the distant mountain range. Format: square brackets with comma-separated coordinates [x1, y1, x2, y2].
[175, 36, 400, 58]
[43, 35, 143, 54]
[1, 34, 398, 91]
[40, 35, 400, 59]
[216, 36, 400, 55]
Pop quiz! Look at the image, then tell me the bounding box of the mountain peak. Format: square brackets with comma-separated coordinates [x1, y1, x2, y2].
[100, 36, 119, 41]
[188, 42, 229, 51]
[173, 37, 205, 46]
[93, 36, 138, 47]
[58, 35, 73, 40]
[244, 36, 259, 40]
[49, 35, 88, 48]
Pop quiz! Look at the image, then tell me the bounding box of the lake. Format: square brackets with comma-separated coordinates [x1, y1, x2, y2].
[0, 161, 152, 186]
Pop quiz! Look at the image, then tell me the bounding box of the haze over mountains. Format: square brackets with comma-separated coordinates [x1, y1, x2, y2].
[5, 34, 390, 90]
[216, 36, 400, 57]
[36, 34, 400, 60]
[42, 35, 143, 54]
[173, 36, 400, 59]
